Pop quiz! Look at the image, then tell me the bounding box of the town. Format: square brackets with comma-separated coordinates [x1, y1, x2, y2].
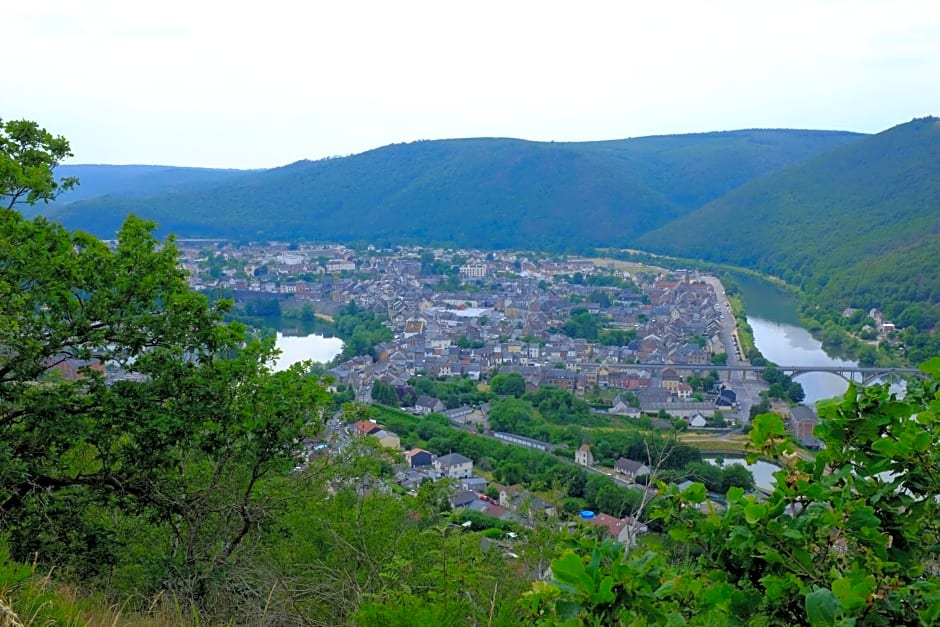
[170, 240, 809, 505]
[179, 240, 751, 421]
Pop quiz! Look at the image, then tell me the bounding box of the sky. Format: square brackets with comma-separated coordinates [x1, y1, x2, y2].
[5, 0, 939, 169]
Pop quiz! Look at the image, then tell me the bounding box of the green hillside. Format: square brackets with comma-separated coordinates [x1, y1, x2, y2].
[46, 130, 863, 248]
[637, 117, 940, 309]
[21, 164, 247, 216]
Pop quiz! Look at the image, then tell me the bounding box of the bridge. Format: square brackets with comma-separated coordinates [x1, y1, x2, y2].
[603, 363, 925, 386]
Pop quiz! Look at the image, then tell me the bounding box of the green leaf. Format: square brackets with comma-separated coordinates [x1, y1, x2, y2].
[668, 526, 691, 542]
[832, 573, 875, 612]
[762, 574, 796, 601]
[552, 552, 593, 593]
[870, 438, 899, 457]
[918, 356, 940, 378]
[846, 507, 880, 532]
[555, 599, 582, 621]
[682, 482, 707, 504]
[782, 528, 804, 540]
[726, 486, 745, 503]
[762, 548, 784, 564]
[744, 503, 766, 524]
[913, 430, 932, 452]
[805, 587, 840, 626]
[750, 413, 787, 448]
[592, 576, 616, 604]
[700, 582, 735, 609]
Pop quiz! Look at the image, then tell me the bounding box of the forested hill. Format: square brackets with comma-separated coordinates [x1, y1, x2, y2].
[21, 164, 248, 216]
[46, 129, 863, 248]
[637, 117, 940, 309]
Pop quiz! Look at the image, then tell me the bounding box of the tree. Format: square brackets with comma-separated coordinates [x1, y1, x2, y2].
[1, 118, 77, 208]
[0, 123, 331, 600]
[487, 397, 534, 433]
[371, 379, 400, 406]
[490, 372, 526, 397]
[719, 463, 754, 492]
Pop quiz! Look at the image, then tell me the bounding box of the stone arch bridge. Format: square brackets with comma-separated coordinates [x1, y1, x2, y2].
[611, 363, 925, 386]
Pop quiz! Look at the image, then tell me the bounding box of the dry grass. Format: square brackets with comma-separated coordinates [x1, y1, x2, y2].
[0, 596, 25, 627]
[678, 435, 750, 454]
[0, 578, 200, 627]
[586, 259, 666, 274]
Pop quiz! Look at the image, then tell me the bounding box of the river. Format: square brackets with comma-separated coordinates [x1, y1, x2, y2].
[235, 314, 345, 372]
[733, 274, 857, 406]
[705, 456, 778, 492]
[271, 331, 344, 372]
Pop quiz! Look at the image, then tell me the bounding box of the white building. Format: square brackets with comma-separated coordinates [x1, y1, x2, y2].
[575, 444, 594, 467]
[459, 263, 487, 280]
[434, 453, 473, 479]
[327, 259, 356, 273]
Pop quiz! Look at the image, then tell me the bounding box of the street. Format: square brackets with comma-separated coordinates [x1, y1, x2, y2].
[698, 275, 767, 424]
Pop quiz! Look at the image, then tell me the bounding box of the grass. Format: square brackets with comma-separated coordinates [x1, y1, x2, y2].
[678, 434, 751, 455]
[0, 564, 203, 627]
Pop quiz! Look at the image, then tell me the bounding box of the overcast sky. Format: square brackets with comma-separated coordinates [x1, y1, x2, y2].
[5, 0, 939, 168]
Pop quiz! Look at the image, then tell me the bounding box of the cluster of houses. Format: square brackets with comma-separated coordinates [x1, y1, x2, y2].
[575, 444, 651, 481]
[350, 418, 645, 543]
[178, 241, 741, 417]
[345, 272, 726, 399]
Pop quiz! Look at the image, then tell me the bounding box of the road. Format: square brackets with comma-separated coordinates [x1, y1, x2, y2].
[698, 275, 766, 424]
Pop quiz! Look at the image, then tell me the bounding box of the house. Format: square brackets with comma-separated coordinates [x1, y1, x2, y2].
[579, 512, 648, 547]
[688, 413, 708, 428]
[461, 476, 488, 493]
[404, 448, 434, 468]
[371, 429, 400, 449]
[44, 355, 105, 381]
[789, 405, 821, 449]
[716, 387, 737, 407]
[609, 395, 639, 417]
[434, 453, 473, 479]
[614, 458, 650, 481]
[326, 258, 355, 273]
[544, 368, 577, 392]
[414, 395, 445, 415]
[481, 502, 511, 521]
[449, 490, 479, 509]
[499, 486, 556, 518]
[582, 511, 627, 539]
[353, 420, 383, 436]
[396, 468, 437, 491]
[575, 444, 594, 467]
[403, 318, 426, 338]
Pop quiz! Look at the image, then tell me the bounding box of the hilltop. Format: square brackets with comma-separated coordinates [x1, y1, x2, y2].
[45, 129, 863, 248]
[638, 117, 940, 311]
[20, 164, 247, 216]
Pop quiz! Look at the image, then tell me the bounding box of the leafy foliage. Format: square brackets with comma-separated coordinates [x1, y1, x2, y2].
[1, 132, 334, 605]
[333, 300, 393, 361]
[490, 371, 527, 397]
[524, 365, 940, 625]
[1, 118, 77, 209]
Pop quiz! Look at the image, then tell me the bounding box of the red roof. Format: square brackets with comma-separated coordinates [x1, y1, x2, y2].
[354, 420, 382, 436]
[585, 512, 627, 537]
[484, 503, 509, 519]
